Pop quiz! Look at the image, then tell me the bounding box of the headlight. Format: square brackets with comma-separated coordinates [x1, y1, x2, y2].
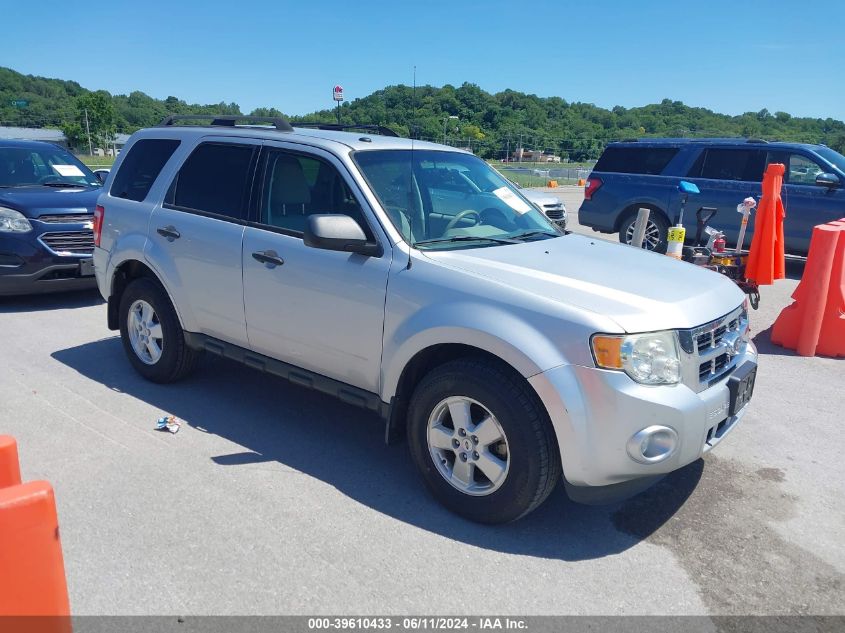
[591, 330, 681, 385]
[0, 207, 33, 233]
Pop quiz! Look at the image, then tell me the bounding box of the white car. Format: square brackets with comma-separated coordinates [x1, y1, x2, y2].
[520, 188, 566, 229]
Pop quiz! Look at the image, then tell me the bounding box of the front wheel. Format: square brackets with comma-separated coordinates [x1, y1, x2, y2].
[619, 211, 669, 253]
[407, 358, 561, 523]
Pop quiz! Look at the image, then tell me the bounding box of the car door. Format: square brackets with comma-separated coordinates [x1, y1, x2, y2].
[767, 151, 845, 254]
[683, 147, 766, 247]
[145, 138, 259, 346]
[241, 143, 391, 393]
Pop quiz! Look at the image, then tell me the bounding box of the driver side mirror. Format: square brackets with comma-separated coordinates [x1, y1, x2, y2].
[815, 172, 840, 188]
[304, 214, 382, 257]
[93, 170, 109, 184]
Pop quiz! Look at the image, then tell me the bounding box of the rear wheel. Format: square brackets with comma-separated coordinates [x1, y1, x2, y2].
[619, 210, 668, 253]
[118, 278, 200, 383]
[407, 357, 561, 523]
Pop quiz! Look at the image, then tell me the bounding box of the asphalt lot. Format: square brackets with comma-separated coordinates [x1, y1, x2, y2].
[1, 188, 843, 616]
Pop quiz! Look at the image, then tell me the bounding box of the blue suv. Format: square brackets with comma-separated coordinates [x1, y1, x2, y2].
[0, 140, 102, 295]
[579, 138, 845, 255]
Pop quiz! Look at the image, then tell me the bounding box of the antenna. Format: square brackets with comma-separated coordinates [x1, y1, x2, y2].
[412, 65, 417, 142]
[407, 65, 417, 269]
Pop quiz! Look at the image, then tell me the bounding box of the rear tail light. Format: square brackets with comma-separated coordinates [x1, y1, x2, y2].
[93, 204, 104, 247]
[584, 177, 603, 200]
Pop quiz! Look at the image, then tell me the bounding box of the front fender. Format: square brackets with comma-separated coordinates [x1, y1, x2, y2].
[380, 300, 570, 402]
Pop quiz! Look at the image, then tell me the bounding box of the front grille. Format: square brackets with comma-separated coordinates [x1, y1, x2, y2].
[679, 305, 748, 393]
[35, 213, 92, 224]
[39, 231, 94, 256]
[543, 205, 565, 220]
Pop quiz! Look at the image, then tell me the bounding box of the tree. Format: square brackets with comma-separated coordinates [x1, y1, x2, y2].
[60, 122, 86, 151]
[461, 124, 485, 141]
[76, 91, 116, 153]
[250, 107, 285, 118]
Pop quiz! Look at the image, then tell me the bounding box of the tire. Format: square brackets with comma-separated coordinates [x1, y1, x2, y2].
[407, 357, 561, 524]
[619, 210, 669, 253]
[118, 277, 200, 383]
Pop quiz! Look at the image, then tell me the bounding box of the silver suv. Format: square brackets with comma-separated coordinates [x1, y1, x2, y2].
[94, 115, 757, 523]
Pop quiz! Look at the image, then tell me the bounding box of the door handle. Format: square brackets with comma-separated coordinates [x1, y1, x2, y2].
[156, 226, 181, 241]
[252, 250, 285, 267]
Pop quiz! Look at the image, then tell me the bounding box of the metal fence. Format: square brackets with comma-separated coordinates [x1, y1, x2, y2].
[496, 164, 593, 187]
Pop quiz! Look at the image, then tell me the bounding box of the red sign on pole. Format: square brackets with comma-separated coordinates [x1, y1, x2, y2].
[333, 85, 344, 102]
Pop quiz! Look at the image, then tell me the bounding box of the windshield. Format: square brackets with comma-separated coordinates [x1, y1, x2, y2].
[0, 145, 99, 188]
[354, 149, 558, 250]
[814, 146, 845, 173]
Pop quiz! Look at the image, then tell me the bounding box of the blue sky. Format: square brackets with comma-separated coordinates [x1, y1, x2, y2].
[4, 0, 843, 120]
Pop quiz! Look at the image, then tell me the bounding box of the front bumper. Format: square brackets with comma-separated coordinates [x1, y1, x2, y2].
[0, 233, 96, 296]
[528, 341, 757, 495]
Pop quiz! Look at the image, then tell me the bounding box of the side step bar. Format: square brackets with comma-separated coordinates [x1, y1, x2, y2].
[183, 332, 390, 419]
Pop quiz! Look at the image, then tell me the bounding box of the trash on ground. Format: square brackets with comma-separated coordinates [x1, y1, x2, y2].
[155, 415, 181, 434]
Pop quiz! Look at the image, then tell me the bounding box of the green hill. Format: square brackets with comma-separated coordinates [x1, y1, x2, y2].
[2, 66, 844, 161]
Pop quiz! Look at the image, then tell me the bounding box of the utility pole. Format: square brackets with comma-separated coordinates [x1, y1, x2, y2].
[84, 108, 93, 156]
[506, 137, 510, 162]
[442, 115, 458, 146]
[518, 133, 523, 163]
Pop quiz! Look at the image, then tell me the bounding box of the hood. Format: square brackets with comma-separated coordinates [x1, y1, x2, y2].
[0, 186, 100, 218]
[422, 234, 746, 333]
[521, 190, 563, 207]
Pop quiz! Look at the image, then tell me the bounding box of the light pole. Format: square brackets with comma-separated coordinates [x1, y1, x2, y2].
[443, 115, 458, 145]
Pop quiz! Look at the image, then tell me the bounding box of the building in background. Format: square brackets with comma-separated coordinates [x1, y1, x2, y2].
[0, 126, 131, 156]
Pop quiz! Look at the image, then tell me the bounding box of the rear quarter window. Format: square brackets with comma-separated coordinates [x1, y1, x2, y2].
[594, 146, 678, 175]
[110, 139, 180, 202]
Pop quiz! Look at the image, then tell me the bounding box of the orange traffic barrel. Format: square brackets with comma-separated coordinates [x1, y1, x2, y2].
[0, 480, 71, 619]
[0, 435, 22, 489]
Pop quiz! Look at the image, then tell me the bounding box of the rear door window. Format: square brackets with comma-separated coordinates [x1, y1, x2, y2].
[110, 139, 180, 202]
[166, 143, 255, 220]
[594, 147, 678, 175]
[691, 149, 766, 182]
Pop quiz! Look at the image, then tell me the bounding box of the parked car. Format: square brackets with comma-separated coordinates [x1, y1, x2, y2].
[0, 139, 101, 295]
[95, 116, 756, 523]
[518, 187, 566, 229]
[499, 173, 567, 229]
[579, 138, 845, 254]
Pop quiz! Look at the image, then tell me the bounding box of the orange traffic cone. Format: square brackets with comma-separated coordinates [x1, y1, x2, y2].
[746, 163, 786, 285]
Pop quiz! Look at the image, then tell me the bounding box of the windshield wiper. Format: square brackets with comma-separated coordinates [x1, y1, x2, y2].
[510, 230, 560, 241]
[39, 181, 92, 188]
[413, 235, 520, 248]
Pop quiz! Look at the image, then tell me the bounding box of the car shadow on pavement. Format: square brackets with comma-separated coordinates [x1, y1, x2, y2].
[52, 337, 703, 562]
[752, 325, 799, 358]
[0, 288, 103, 313]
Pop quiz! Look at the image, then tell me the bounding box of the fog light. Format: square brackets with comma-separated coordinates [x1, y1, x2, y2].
[627, 426, 678, 464]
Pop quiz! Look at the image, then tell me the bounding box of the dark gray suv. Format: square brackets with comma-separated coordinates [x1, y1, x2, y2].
[579, 138, 845, 254]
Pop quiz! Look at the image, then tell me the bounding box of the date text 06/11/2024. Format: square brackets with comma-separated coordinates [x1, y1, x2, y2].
[307, 617, 528, 630]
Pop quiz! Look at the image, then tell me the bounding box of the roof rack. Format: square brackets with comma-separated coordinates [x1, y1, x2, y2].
[292, 122, 399, 137]
[746, 138, 769, 144]
[157, 114, 293, 132]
